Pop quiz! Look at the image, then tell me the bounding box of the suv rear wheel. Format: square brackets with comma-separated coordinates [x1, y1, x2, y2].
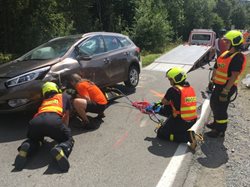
[124, 65, 139, 88]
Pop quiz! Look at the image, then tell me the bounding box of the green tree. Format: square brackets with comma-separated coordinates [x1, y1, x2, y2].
[0, 0, 29, 53]
[183, 0, 217, 40]
[211, 14, 225, 35]
[214, 0, 233, 29]
[163, 0, 185, 39]
[231, 2, 247, 29]
[2, 0, 250, 55]
[70, 0, 96, 33]
[0, 0, 73, 54]
[245, 2, 250, 29]
[111, 0, 136, 32]
[23, 0, 73, 49]
[131, 0, 173, 52]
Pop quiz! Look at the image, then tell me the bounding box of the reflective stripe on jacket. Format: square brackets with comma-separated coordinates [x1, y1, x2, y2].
[213, 51, 246, 86]
[170, 85, 197, 121]
[35, 94, 63, 116]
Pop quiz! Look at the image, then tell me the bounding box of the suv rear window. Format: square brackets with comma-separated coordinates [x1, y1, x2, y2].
[103, 36, 122, 51]
[117, 36, 132, 47]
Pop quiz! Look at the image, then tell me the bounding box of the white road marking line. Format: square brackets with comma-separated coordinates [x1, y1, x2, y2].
[155, 98, 211, 187]
[156, 143, 188, 187]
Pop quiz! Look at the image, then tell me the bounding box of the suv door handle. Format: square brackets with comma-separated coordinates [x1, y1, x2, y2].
[124, 52, 129, 56]
[104, 58, 110, 64]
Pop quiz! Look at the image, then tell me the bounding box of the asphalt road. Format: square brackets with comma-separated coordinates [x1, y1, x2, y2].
[0, 66, 211, 187]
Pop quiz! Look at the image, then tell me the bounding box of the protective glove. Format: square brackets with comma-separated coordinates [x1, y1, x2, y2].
[145, 101, 162, 113]
[152, 101, 162, 110]
[207, 81, 214, 92]
[219, 88, 229, 102]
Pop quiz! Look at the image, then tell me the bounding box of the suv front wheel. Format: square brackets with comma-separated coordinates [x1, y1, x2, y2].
[124, 65, 139, 88]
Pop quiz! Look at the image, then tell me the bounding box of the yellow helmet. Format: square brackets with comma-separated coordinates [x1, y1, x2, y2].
[42, 82, 59, 96]
[224, 30, 244, 46]
[166, 67, 187, 84]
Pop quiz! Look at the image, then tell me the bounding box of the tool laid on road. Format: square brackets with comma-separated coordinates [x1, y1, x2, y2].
[188, 90, 212, 147]
[103, 87, 164, 127]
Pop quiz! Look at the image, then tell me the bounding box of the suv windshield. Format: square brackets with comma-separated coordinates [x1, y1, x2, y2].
[18, 37, 81, 61]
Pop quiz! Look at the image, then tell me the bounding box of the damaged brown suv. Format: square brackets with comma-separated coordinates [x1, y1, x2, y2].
[0, 32, 141, 112]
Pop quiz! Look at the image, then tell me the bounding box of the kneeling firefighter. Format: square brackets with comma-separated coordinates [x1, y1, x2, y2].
[157, 67, 198, 150]
[14, 82, 74, 172]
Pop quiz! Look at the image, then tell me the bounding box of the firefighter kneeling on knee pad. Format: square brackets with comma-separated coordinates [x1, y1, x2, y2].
[156, 67, 198, 151]
[206, 30, 246, 138]
[14, 82, 74, 172]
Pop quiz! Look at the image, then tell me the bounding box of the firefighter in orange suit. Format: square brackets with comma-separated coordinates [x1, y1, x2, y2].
[69, 73, 108, 129]
[14, 82, 74, 172]
[207, 30, 247, 137]
[157, 67, 198, 150]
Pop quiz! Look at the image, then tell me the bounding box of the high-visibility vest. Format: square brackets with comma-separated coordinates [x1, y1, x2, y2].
[213, 51, 246, 86]
[35, 94, 63, 117]
[170, 85, 197, 121]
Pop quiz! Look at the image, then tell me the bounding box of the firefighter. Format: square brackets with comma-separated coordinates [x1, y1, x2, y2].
[69, 73, 108, 129]
[207, 30, 247, 137]
[14, 82, 74, 172]
[157, 67, 198, 150]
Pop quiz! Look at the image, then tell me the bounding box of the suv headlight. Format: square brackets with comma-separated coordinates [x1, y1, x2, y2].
[5, 66, 50, 88]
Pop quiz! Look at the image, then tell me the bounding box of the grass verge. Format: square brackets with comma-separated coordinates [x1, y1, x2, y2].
[141, 42, 180, 67]
[141, 54, 161, 67]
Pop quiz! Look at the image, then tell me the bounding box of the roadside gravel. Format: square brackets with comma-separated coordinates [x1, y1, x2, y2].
[183, 83, 250, 187]
[225, 85, 250, 187]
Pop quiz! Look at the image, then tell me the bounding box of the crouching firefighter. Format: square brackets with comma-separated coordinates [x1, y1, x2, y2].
[206, 30, 247, 138]
[156, 67, 198, 150]
[14, 82, 74, 172]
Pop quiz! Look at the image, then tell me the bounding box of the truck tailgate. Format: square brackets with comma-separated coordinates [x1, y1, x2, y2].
[145, 45, 212, 72]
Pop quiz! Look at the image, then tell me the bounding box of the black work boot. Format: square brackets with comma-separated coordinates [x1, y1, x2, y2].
[206, 122, 217, 130]
[82, 120, 94, 130]
[51, 147, 70, 172]
[14, 142, 30, 170]
[206, 129, 225, 138]
[96, 112, 105, 119]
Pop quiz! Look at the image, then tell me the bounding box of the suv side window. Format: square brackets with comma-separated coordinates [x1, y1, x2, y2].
[103, 36, 122, 51]
[78, 36, 105, 56]
[117, 36, 132, 47]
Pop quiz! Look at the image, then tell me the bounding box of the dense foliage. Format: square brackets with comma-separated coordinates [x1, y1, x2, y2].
[0, 0, 250, 56]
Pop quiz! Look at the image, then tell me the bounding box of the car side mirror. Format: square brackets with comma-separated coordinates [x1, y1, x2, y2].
[75, 46, 92, 61]
[76, 54, 92, 61]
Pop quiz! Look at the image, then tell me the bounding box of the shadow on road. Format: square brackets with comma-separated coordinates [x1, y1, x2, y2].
[0, 112, 34, 143]
[11, 140, 68, 174]
[0, 111, 105, 143]
[144, 136, 179, 158]
[103, 84, 136, 105]
[69, 116, 104, 134]
[0, 84, 135, 143]
[197, 135, 228, 168]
